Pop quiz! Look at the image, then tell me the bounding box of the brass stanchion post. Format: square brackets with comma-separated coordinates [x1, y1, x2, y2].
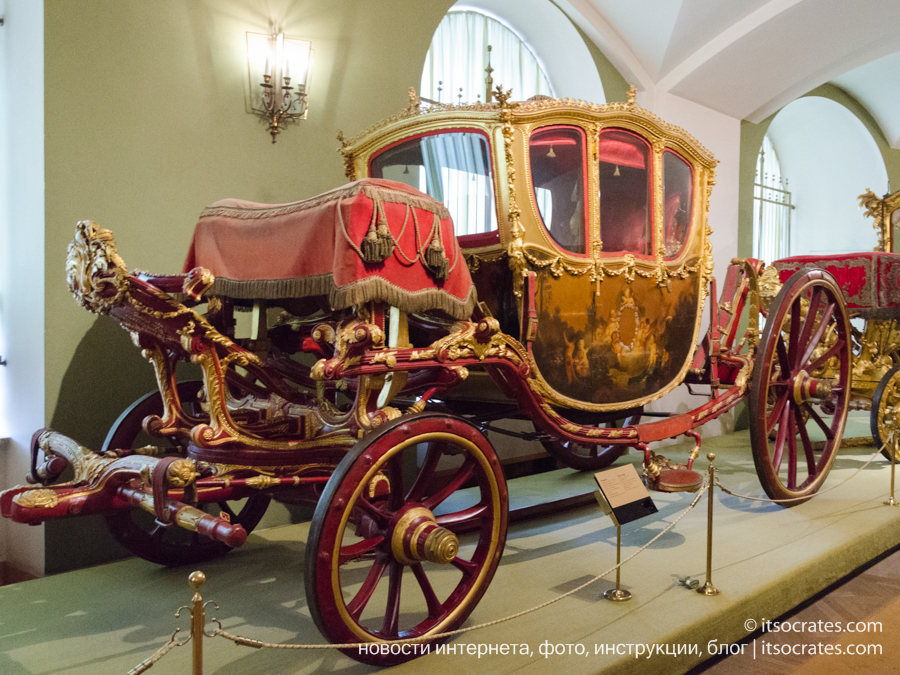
[698, 453, 720, 596]
[886, 428, 899, 507]
[603, 524, 632, 602]
[189, 571, 206, 675]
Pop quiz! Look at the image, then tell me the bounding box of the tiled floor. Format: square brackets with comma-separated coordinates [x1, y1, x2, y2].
[691, 544, 900, 674]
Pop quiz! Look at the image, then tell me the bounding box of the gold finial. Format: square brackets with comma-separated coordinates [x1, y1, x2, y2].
[493, 86, 515, 109]
[485, 44, 494, 103]
[336, 129, 347, 147]
[706, 452, 716, 462]
[189, 570, 206, 591]
[408, 86, 420, 112]
[627, 84, 636, 106]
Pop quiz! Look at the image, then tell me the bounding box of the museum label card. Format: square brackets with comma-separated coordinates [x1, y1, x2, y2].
[594, 464, 658, 526]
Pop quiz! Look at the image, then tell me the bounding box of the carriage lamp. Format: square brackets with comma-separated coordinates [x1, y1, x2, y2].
[246, 32, 312, 143]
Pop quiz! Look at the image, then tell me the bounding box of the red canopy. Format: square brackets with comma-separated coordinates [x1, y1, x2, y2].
[184, 179, 476, 319]
[774, 251, 900, 316]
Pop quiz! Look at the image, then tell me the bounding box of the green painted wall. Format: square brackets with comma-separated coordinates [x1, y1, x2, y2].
[737, 83, 900, 258]
[568, 19, 629, 104]
[42, 0, 456, 572]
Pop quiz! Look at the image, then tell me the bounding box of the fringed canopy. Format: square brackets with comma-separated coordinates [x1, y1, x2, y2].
[183, 179, 477, 319]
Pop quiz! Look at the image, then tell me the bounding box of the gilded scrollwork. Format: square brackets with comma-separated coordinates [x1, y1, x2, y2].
[858, 188, 900, 253]
[66, 220, 130, 314]
[13, 489, 60, 509]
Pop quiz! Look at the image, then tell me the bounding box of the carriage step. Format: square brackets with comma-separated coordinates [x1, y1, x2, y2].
[654, 468, 703, 493]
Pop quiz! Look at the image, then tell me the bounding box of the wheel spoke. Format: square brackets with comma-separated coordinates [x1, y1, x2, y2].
[805, 403, 834, 440]
[788, 300, 802, 364]
[354, 495, 390, 524]
[796, 288, 823, 357]
[346, 556, 388, 621]
[381, 561, 403, 637]
[406, 443, 443, 503]
[422, 458, 477, 511]
[450, 555, 479, 579]
[411, 563, 445, 620]
[386, 454, 404, 511]
[775, 334, 791, 374]
[793, 405, 816, 477]
[787, 412, 798, 489]
[772, 402, 791, 472]
[339, 536, 384, 565]
[436, 503, 489, 529]
[766, 389, 790, 435]
[799, 303, 835, 367]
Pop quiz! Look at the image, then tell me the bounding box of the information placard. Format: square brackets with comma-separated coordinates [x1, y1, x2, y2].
[594, 464, 657, 526]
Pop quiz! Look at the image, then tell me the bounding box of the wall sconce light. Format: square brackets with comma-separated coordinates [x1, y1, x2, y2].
[246, 32, 312, 143]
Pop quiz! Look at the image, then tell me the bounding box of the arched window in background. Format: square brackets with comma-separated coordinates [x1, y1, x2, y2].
[421, 10, 553, 105]
[752, 134, 793, 265]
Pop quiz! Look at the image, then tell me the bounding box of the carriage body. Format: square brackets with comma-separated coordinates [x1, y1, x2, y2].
[341, 94, 717, 413]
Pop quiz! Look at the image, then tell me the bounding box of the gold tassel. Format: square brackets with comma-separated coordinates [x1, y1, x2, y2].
[425, 224, 449, 281]
[361, 212, 394, 263]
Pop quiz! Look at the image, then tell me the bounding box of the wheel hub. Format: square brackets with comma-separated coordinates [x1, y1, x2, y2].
[791, 369, 833, 404]
[390, 506, 458, 565]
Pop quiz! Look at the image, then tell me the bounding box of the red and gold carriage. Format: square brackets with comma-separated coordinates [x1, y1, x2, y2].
[1, 89, 857, 664]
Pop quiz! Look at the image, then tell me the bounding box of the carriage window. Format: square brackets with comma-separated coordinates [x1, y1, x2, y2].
[598, 129, 651, 256]
[369, 131, 497, 236]
[663, 151, 693, 258]
[529, 126, 587, 254]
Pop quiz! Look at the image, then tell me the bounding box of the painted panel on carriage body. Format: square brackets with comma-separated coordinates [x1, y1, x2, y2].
[529, 270, 700, 406]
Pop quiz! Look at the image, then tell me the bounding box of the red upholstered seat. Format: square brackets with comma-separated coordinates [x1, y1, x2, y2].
[773, 252, 900, 316]
[183, 179, 476, 319]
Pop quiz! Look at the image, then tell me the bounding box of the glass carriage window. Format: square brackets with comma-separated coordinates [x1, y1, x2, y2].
[370, 131, 497, 236]
[597, 129, 651, 256]
[529, 126, 587, 254]
[663, 150, 693, 258]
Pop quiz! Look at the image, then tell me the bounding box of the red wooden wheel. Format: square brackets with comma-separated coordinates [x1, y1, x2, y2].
[537, 409, 640, 471]
[749, 269, 850, 503]
[306, 413, 508, 666]
[104, 382, 270, 566]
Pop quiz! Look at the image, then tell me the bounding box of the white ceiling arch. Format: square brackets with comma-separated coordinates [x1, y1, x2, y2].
[553, 0, 900, 142]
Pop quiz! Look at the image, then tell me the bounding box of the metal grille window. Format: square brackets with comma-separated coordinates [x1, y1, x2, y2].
[753, 134, 793, 264]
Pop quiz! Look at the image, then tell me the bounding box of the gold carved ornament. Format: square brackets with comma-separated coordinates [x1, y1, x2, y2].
[858, 188, 900, 253]
[66, 220, 130, 314]
[494, 87, 527, 300]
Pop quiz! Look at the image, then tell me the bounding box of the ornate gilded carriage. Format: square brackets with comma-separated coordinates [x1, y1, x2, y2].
[1, 90, 856, 665]
[340, 89, 716, 416]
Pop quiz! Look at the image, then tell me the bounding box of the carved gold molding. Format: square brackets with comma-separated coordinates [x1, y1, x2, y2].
[859, 188, 900, 253]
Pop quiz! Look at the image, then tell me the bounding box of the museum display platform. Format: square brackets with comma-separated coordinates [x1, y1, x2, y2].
[2, 415, 899, 675]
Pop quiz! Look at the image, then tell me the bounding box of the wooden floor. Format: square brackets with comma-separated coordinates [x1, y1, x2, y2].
[691, 544, 900, 675]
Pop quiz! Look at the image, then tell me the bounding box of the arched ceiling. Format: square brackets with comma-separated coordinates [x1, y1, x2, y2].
[555, 0, 900, 147]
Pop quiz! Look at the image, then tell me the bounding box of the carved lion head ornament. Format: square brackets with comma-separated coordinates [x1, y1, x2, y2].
[66, 220, 129, 314]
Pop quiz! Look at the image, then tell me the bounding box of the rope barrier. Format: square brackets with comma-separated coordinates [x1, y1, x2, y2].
[715, 445, 886, 504]
[209, 484, 708, 651]
[123, 633, 185, 674]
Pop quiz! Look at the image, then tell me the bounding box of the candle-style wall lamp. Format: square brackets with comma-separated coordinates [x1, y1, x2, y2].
[246, 32, 312, 143]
